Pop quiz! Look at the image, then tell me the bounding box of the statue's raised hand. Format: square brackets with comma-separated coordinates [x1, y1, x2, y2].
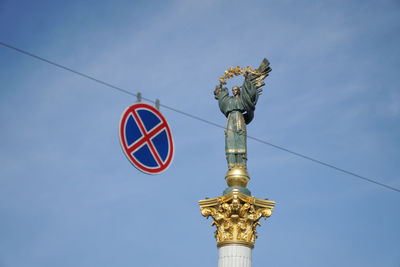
[214, 85, 222, 99]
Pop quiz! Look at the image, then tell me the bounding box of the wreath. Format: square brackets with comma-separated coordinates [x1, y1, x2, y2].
[218, 66, 261, 86]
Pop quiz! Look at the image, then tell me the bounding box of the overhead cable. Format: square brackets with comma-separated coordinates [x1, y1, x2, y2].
[1, 41, 398, 193]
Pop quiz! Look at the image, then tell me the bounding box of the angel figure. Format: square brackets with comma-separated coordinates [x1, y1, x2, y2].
[214, 58, 271, 169]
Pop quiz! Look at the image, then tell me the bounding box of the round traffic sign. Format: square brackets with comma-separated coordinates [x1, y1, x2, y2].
[119, 103, 174, 174]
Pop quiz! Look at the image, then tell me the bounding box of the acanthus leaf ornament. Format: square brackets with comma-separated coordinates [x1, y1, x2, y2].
[199, 191, 275, 248]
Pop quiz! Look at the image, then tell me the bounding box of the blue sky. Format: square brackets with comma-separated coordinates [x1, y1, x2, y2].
[0, 0, 399, 266]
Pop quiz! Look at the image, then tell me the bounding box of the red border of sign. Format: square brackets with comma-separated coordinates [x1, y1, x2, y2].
[119, 103, 174, 174]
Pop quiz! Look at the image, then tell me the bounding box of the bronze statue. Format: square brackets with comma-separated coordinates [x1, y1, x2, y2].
[214, 59, 271, 171]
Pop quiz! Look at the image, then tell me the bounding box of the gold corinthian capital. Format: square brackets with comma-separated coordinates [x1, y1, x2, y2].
[199, 191, 275, 248]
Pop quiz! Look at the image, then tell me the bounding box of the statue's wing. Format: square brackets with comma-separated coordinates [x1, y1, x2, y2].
[248, 58, 272, 95]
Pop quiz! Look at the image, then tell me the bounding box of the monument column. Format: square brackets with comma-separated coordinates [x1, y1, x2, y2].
[198, 58, 275, 267]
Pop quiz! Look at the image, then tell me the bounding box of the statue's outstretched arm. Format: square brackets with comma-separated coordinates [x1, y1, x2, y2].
[247, 58, 272, 94]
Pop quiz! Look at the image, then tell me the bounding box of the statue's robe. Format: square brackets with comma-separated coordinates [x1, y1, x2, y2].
[216, 77, 259, 168]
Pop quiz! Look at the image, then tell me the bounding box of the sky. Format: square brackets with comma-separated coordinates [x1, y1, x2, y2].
[0, 0, 399, 266]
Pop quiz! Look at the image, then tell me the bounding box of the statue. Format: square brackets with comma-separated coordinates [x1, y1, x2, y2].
[214, 59, 271, 172]
[198, 59, 275, 251]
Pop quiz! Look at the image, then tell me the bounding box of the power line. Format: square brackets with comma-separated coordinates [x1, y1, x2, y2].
[1, 41, 398, 193]
[247, 136, 400, 192]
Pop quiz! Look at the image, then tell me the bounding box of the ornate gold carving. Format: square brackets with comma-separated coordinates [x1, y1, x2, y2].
[199, 191, 275, 248]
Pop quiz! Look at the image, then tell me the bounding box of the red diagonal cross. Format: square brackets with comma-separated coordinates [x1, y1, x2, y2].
[127, 111, 167, 167]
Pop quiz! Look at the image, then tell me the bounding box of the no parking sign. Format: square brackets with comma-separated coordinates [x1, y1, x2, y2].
[119, 103, 174, 174]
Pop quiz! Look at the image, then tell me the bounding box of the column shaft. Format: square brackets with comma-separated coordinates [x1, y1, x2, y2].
[218, 245, 252, 267]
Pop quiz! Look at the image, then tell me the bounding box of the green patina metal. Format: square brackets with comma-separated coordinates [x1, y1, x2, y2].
[223, 186, 251, 196]
[215, 76, 259, 169]
[213, 58, 272, 195]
